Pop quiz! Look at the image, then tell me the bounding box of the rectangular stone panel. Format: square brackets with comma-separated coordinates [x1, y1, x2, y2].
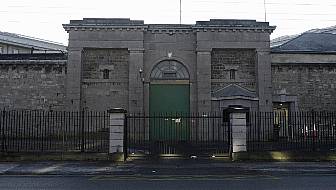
[109, 126, 124, 133]
[232, 144, 247, 152]
[109, 132, 124, 140]
[109, 146, 124, 153]
[110, 120, 124, 126]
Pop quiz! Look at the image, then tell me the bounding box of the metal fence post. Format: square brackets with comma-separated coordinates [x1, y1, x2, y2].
[81, 110, 85, 152]
[123, 114, 128, 161]
[1, 109, 5, 153]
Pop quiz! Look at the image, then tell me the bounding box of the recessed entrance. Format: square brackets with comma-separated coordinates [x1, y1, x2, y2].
[149, 60, 190, 141]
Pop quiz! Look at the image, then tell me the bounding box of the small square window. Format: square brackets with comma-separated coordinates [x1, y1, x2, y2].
[103, 69, 110, 79]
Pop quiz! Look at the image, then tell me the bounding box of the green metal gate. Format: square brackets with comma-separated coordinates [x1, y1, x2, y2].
[149, 84, 190, 141]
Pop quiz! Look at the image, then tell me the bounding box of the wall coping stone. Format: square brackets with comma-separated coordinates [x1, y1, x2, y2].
[108, 108, 127, 113]
[0, 60, 67, 65]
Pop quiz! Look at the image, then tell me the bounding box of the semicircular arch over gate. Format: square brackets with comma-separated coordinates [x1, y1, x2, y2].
[150, 60, 189, 80]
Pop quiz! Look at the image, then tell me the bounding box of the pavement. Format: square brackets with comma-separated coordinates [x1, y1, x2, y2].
[1, 159, 336, 177]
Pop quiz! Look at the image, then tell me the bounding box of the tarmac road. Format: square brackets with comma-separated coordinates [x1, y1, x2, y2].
[0, 160, 336, 190]
[1, 174, 336, 190]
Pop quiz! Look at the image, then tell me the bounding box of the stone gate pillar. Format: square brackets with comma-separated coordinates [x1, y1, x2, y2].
[108, 108, 127, 161]
[230, 112, 247, 154]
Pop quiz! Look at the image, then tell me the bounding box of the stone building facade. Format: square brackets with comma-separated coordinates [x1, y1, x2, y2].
[1, 19, 335, 113]
[63, 18, 275, 113]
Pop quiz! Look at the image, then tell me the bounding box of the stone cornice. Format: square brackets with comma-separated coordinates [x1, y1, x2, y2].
[212, 96, 259, 101]
[128, 48, 145, 53]
[196, 50, 212, 53]
[147, 28, 193, 35]
[271, 62, 336, 65]
[62, 25, 148, 32]
[63, 24, 275, 34]
[0, 60, 67, 65]
[193, 26, 276, 34]
[63, 18, 276, 34]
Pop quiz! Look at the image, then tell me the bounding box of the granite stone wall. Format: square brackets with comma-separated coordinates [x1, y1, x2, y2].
[272, 63, 336, 111]
[0, 59, 66, 110]
[211, 49, 256, 91]
[81, 48, 129, 111]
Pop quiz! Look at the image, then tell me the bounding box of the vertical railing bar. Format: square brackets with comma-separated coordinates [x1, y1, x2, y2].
[23, 111, 28, 152]
[18, 110, 24, 152]
[6, 110, 10, 152]
[12, 110, 18, 152]
[32, 110, 36, 151]
[7, 110, 11, 152]
[14, 110, 18, 152]
[94, 111, 97, 152]
[3, 110, 7, 152]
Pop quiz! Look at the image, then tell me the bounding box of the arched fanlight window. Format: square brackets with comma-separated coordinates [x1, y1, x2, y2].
[150, 60, 189, 80]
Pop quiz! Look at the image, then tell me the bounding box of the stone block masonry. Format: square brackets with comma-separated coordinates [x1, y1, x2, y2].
[272, 63, 336, 111]
[0, 54, 67, 110]
[211, 49, 256, 91]
[81, 49, 129, 111]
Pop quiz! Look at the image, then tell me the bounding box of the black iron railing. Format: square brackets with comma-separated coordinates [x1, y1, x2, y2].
[247, 112, 336, 152]
[0, 110, 109, 153]
[1, 110, 336, 155]
[125, 113, 230, 157]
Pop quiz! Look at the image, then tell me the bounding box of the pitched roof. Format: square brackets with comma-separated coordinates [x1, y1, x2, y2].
[212, 84, 257, 99]
[271, 25, 336, 53]
[0, 31, 67, 52]
[270, 34, 299, 48]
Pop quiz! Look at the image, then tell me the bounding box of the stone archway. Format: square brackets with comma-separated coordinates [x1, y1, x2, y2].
[149, 60, 190, 140]
[150, 59, 189, 80]
[149, 59, 190, 114]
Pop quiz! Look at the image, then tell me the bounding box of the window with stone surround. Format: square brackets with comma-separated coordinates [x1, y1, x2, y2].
[230, 69, 236, 80]
[103, 69, 110, 79]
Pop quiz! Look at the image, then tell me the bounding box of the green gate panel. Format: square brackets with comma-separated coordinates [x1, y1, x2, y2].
[149, 84, 190, 141]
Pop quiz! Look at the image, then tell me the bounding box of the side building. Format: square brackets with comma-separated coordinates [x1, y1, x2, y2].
[271, 26, 336, 112]
[0, 31, 66, 54]
[0, 32, 67, 110]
